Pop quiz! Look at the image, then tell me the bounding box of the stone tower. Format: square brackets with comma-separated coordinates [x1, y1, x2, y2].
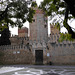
[29, 7, 48, 64]
[50, 24, 59, 35]
[29, 7, 48, 42]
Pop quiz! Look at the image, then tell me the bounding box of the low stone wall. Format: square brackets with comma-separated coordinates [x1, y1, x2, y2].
[1, 41, 75, 65]
[48, 42, 75, 65]
[0, 45, 34, 65]
[51, 55, 75, 65]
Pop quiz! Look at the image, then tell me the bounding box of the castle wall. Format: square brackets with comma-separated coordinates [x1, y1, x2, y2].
[0, 40, 75, 65]
[10, 36, 29, 45]
[48, 41, 75, 65]
[47, 24, 75, 65]
[0, 43, 48, 65]
[0, 45, 34, 64]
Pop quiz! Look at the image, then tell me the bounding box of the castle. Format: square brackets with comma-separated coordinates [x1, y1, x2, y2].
[0, 7, 75, 65]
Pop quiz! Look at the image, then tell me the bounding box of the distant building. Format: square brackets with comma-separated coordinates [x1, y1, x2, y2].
[10, 27, 28, 46]
[18, 27, 28, 37]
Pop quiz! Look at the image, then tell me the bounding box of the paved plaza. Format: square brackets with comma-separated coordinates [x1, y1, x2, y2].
[0, 65, 75, 75]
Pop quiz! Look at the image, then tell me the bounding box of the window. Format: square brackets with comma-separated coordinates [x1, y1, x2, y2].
[44, 25, 47, 28]
[64, 44, 66, 47]
[17, 51, 20, 54]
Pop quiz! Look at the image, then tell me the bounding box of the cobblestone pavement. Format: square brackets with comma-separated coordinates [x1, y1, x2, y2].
[0, 65, 75, 75]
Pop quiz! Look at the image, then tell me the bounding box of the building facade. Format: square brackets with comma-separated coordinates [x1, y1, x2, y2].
[0, 7, 75, 65]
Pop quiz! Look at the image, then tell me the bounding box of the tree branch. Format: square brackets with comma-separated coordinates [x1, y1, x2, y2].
[64, 0, 75, 17]
[0, 5, 8, 22]
[0, 2, 14, 22]
[63, 4, 75, 38]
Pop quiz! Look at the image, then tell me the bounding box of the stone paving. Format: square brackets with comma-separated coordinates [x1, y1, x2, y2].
[0, 65, 75, 75]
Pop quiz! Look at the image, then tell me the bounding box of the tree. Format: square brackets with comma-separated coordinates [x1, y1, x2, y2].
[63, 0, 75, 38]
[40, 0, 75, 39]
[0, 0, 37, 45]
[0, 0, 35, 30]
[0, 28, 11, 46]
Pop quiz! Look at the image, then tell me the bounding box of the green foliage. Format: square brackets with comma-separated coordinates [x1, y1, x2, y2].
[41, 0, 75, 39]
[27, 8, 35, 22]
[0, 0, 35, 30]
[0, 20, 7, 31]
[40, 0, 67, 32]
[40, 0, 64, 16]
[54, 23, 60, 31]
[40, 0, 74, 29]
[31, 2, 37, 7]
[0, 0, 36, 45]
[59, 33, 74, 42]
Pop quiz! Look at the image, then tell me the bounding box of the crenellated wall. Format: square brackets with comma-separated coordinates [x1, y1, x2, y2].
[0, 45, 28, 50]
[48, 40, 75, 65]
[0, 45, 34, 65]
[50, 33, 60, 43]
[10, 36, 29, 45]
